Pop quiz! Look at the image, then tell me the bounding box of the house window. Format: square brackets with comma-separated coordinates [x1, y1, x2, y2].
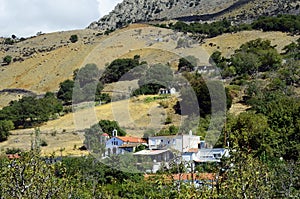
[161, 139, 163, 143]
[213, 154, 221, 159]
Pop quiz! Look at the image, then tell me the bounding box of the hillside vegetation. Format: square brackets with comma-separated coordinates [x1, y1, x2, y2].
[0, 2, 299, 196]
[0, 22, 299, 155]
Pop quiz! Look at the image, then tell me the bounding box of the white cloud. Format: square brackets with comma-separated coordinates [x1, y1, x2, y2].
[0, 0, 121, 38]
[96, 0, 123, 17]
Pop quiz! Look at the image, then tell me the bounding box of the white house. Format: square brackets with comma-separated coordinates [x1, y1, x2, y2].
[182, 148, 199, 162]
[181, 148, 199, 172]
[195, 148, 229, 163]
[159, 87, 176, 95]
[105, 136, 147, 156]
[133, 149, 174, 173]
[148, 132, 201, 153]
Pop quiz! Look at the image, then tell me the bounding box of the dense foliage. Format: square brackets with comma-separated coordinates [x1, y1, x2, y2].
[175, 73, 232, 117]
[178, 56, 198, 72]
[210, 39, 282, 78]
[132, 63, 174, 95]
[100, 56, 146, 84]
[98, 120, 126, 136]
[1, 147, 299, 198]
[0, 120, 14, 141]
[57, 79, 74, 103]
[209, 38, 300, 162]
[57, 64, 110, 104]
[252, 14, 300, 34]
[0, 93, 63, 129]
[157, 14, 300, 38]
[168, 19, 251, 38]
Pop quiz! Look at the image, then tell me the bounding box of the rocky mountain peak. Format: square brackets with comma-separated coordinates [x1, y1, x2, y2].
[88, 0, 299, 31]
[88, 0, 240, 30]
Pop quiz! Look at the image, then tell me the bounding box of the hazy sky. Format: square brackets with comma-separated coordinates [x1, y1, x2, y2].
[0, 0, 123, 37]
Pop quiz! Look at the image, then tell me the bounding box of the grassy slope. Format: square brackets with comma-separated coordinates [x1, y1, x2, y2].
[0, 24, 299, 155]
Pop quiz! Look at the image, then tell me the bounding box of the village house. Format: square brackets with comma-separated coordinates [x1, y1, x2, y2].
[195, 148, 229, 163]
[103, 129, 228, 173]
[148, 131, 201, 153]
[133, 149, 174, 173]
[158, 87, 176, 95]
[196, 65, 216, 75]
[181, 148, 229, 172]
[105, 136, 147, 156]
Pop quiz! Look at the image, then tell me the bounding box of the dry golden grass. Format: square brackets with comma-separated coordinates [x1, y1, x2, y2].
[203, 30, 299, 57]
[0, 29, 101, 94]
[0, 95, 176, 155]
[228, 102, 251, 116]
[1, 23, 298, 155]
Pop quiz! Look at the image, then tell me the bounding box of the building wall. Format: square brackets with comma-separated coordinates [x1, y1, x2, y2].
[196, 148, 229, 162]
[148, 135, 200, 152]
[105, 137, 125, 156]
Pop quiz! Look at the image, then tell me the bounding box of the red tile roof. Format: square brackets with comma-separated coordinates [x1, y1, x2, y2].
[172, 173, 215, 181]
[117, 136, 147, 143]
[144, 173, 216, 181]
[188, 148, 199, 153]
[7, 154, 20, 159]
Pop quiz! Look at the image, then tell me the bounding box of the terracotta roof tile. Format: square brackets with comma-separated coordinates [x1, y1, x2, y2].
[188, 148, 199, 153]
[144, 173, 216, 181]
[7, 154, 20, 159]
[117, 136, 147, 143]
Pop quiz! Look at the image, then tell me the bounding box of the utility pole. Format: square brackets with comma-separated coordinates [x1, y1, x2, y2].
[224, 120, 227, 147]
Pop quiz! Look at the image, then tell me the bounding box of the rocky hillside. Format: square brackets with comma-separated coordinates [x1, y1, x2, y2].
[88, 0, 300, 31]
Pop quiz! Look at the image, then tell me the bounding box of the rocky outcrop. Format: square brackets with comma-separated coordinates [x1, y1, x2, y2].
[88, 0, 239, 30]
[88, 0, 300, 31]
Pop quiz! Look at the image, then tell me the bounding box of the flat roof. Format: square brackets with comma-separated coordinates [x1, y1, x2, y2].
[133, 149, 170, 155]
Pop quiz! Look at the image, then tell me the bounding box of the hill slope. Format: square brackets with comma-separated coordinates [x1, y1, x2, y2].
[88, 0, 300, 31]
[0, 23, 298, 155]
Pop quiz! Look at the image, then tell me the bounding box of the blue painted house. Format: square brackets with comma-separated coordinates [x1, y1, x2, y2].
[105, 136, 147, 156]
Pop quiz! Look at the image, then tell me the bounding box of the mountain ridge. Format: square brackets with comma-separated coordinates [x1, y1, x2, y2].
[88, 0, 300, 31]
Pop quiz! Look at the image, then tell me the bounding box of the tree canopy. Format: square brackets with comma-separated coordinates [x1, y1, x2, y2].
[100, 56, 146, 84]
[133, 64, 174, 95]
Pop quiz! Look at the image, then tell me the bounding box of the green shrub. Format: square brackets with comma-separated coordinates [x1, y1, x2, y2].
[0, 120, 14, 141]
[5, 147, 22, 154]
[3, 55, 12, 65]
[3, 38, 14, 45]
[69, 34, 78, 43]
[40, 140, 48, 147]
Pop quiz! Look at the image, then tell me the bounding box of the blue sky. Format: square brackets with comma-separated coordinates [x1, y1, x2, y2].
[0, 0, 122, 37]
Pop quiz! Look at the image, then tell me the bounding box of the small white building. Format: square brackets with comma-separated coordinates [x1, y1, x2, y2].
[133, 149, 174, 173]
[195, 148, 229, 163]
[148, 133, 201, 153]
[159, 87, 176, 95]
[181, 148, 200, 172]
